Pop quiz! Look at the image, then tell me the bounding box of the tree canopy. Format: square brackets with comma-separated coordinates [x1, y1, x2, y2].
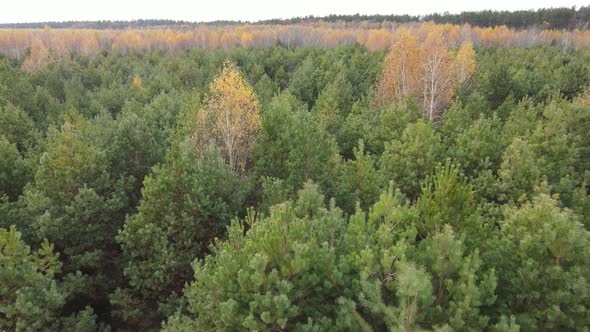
[0, 26, 589, 331]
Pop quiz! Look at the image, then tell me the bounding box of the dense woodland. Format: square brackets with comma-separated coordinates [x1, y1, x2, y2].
[1, 15, 590, 332]
[2, 6, 590, 30]
[5, 11, 590, 63]
[263, 7, 590, 30]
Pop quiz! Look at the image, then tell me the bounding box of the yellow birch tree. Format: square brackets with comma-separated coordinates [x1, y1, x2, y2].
[193, 61, 261, 174]
[420, 30, 454, 121]
[455, 41, 477, 85]
[375, 28, 421, 106]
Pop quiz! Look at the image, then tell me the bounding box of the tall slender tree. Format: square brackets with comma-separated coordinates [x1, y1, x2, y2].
[192, 61, 261, 173]
[375, 28, 421, 106]
[420, 30, 454, 120]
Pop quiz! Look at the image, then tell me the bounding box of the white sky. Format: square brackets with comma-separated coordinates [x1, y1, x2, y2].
[1, 0, 588, 24]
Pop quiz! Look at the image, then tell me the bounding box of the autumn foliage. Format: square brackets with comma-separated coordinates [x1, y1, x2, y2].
[375, 28, 420, 105]
[420, 31, 456, 120]
[2, 22, 590, 330]
[20, 37, 68, 72]
[192, 61, 261, 173]
[455, 41, 477, 84]
[1, 21, 590, 71]
[376, 29, 476, 119]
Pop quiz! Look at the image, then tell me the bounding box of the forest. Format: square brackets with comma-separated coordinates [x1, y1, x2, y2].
[1, 8, 590, 332]
[3, 6, 590, 30]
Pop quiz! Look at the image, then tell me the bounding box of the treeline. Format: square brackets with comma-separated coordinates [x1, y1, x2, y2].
[282, 6, 590, 30]
[1, 41, 590, 331]
[0, 19, 250, 30]
[3, 6, 590, 30]
[0, 19, 193, 30]
[4, 22, 590, 71]
[423, 7, 590, 30]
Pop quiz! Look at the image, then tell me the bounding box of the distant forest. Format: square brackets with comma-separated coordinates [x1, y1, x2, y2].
[2, 6, 590, 30]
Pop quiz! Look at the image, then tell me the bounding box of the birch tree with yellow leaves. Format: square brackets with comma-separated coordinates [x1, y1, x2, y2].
[376, 30, 476, 120]
[21, 39, 51, 72]
[420, 30, 455, 120]
[375, 28, 421, 106]
[455, 41, 477, 85]
[193, 61, 261, 173]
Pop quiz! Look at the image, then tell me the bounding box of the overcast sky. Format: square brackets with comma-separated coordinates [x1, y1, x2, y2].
[1, 0, 588, 24]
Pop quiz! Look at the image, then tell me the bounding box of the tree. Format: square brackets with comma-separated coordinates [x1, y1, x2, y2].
[415, 225, 496, 330]
[131, 74, 142, 89]
[21, 39, 51, 72]
[254, 92, 342, 202]
[254, 73, 277, 107]
[416, 162, 480, 237]
[445, 113, 504, 204]
[363, 28, 393, 51]
[420, 31, 455, 120]
[339, 187, 423, 330]
[0, 226, 101, 331]
[337, 140, 382, 214]
[115, 142, 249, 328]
[254, 92, 302, 179]
[379, 119, 442, 200]
[375, 32, 475, 121]
[23, 111, 125, 322]
[498, 138, 543, 203]
[106, 100, 175, 208]
[365, 100, 421, 156]
[164, 182, 351, 331]
[341, 186, 495, 330]
[289, 56, 319, 107]
[375, 28, 421, 106]
[0, 103, 37, 152]
[498, 192, 590, 330]
[455, 41, 477, 85]
[0, 138, 31, 201]
[312, 73, 353, 138]
[192, 61, 261, 173]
